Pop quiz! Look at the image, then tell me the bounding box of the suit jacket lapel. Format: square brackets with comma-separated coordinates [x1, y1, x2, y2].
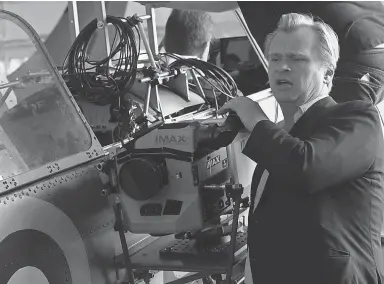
[249, 96, 337, 213]
[290, 96, 337, 138]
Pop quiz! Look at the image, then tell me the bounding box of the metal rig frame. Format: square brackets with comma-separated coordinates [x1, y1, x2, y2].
[65, 3, 266, 284]
[109, 4, 252, 284]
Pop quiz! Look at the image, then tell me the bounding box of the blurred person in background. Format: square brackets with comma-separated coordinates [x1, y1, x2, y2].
[162, 9, 242, 105]
[162, 9, 213, 61]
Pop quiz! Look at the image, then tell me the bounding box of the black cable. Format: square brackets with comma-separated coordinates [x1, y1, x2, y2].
[161, 53, 239, 100]
[62, 15, 141, 106]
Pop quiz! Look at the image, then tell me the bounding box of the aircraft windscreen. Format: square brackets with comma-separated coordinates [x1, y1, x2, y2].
[0, 12, 92, 180]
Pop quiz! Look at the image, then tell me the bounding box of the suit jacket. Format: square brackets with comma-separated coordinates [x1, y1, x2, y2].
[242, 97, 384, 284]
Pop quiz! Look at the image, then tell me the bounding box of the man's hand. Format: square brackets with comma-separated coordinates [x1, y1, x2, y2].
[217, 97, 269, 132]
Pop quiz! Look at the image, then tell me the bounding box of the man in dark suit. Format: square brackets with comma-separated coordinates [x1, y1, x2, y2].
[218, 13, 384, 284]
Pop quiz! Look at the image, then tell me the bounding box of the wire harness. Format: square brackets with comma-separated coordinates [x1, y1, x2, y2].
[62, 15, 141, 106]
[162, 53, 239, 100]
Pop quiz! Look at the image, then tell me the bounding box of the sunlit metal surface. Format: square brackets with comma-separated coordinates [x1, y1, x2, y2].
[7, 267, 49, 284]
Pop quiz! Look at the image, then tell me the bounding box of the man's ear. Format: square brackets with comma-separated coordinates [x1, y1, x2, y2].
[324, 68, 334, 86]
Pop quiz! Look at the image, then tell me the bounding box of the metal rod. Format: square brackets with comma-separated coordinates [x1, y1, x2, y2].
[68, 1, 80, 42]
[224, 184, 244, 284]
[145, 4, 159, 57]
[190, 69, 206, 99]
[213, 89, 219, 117]
[234, 9, 268, 72]
[0, 81, 19, 90]
[234, 276, 245, 284]
[144, 83, 152, 116]
[138, 14, 151, 21]
[226, 194, 241, 284]
[140, 71, 172, 83]
[136, 15, 157, 69]
[97, 1, 111, 68]
[154, 85, 165, 121]
[113, 198, 135, 284]
[0, 87, 13, 107]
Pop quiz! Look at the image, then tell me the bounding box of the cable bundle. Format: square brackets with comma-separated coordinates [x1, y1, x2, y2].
[62, 15, 141, 105]
[161, 53, 239, 100]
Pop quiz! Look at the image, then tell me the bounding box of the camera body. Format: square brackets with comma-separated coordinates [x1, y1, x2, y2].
[117, 112, 255, 235]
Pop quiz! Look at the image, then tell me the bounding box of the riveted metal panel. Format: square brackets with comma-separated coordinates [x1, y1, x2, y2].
[0, 10, 105, 194]
[0, 160, 120, 284]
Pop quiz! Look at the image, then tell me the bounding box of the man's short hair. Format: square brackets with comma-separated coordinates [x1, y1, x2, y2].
[164, 9, 213, 57]
[264, 13, 340, 73]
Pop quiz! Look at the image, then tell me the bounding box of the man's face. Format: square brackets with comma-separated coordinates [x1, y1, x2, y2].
[268, 27, 327, 105]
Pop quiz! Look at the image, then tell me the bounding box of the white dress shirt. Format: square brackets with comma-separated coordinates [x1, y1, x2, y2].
[244, 94, 328, 283]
